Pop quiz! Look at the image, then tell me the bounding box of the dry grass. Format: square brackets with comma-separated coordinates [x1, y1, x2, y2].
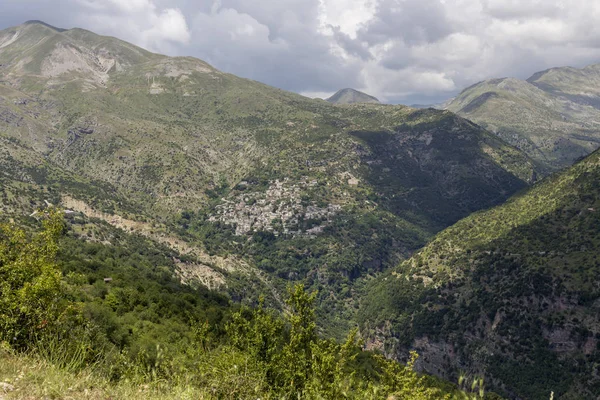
[0, 350, 210, 400]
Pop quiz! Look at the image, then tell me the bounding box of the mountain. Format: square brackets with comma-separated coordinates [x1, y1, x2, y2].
[445, 64, 600, 172]
[527, 64, 600, 104]
[359, 148, 600, 399]
[326, 88, 380, 104]
[0, 20, 541, 340]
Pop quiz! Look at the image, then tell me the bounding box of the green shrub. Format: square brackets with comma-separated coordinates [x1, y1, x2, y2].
[0, 209, 69, 348]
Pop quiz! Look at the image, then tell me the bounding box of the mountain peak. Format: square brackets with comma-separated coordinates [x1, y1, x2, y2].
[326, 88, 380, 104]
[23, 20, 66, 32]
[444, 61, 600, 172]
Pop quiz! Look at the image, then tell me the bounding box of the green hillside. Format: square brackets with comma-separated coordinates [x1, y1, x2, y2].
[0, 21, 540, 337]
[360, 148, 600, 399]
[446, 65, 600, 172]
[1, 209, 492, 399]
[0, 21, 534, 216]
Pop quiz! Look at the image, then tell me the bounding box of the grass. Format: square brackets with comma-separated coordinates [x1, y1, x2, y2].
[0, 348, 212, 400]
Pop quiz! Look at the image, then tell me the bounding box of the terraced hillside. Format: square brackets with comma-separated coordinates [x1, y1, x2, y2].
[0, 21, 539, 335]
[446, 64, 600, 172]
[360, 148, 600, 399]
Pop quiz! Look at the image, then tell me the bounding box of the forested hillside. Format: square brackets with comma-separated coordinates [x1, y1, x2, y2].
[360, 149, 600, 399]
[0, 210, 491, 399]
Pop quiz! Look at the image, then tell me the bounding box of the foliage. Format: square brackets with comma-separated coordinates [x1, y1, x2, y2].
[0, 208, 69, 348]
[225, 284, 456, 399]
[0, 215, 473, 399]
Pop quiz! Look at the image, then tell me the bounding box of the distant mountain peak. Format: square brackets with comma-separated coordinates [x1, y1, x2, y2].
[326, 88, 380, 104]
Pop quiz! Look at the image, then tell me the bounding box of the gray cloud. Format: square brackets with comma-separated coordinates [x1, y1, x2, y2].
[358, 0, 454, 46]
[183, 1, 363, 92]
[1, 0, 600, 104]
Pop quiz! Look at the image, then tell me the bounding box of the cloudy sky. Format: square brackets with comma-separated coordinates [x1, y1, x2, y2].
[2, 0, 600, 104]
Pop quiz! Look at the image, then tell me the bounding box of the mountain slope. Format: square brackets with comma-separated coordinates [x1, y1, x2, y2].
[0, 21, 535, 218]
[360, 148, 600, 399]
[0, 21, 539, 336]
[446, 65, 600, 172]
[326, 88, 380, 104]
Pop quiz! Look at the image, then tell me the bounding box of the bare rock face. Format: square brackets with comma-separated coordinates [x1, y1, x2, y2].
[0, 21, 159, 90]
[41, 42, 110, 84]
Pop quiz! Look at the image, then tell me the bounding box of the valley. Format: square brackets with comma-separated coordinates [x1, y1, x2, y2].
[0, 21, 538, 333]
[0, 19, 599, 400]
[360, 148, 600, 399]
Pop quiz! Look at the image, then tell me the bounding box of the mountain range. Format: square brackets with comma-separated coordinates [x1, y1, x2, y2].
[1, 20, 599, 399]
[444, 64, 600, 172]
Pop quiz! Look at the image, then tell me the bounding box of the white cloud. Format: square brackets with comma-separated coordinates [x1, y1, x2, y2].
[364, 64, 456, 102]
[300, 90, 336, 99]
[74, 0, 190, 52]
[106, 0, 154, 13]
[144, 8, 190, 44]
[318, 0, 376, 38]
[182, 0, 363, 93]
[483, 0, 565, 20]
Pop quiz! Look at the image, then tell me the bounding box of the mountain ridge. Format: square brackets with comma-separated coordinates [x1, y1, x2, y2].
[22, 20, 67, 32]
[0, 20, 541, 338]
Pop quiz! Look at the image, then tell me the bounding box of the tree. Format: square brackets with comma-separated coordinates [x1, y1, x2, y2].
[0, 209, 67, 348]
